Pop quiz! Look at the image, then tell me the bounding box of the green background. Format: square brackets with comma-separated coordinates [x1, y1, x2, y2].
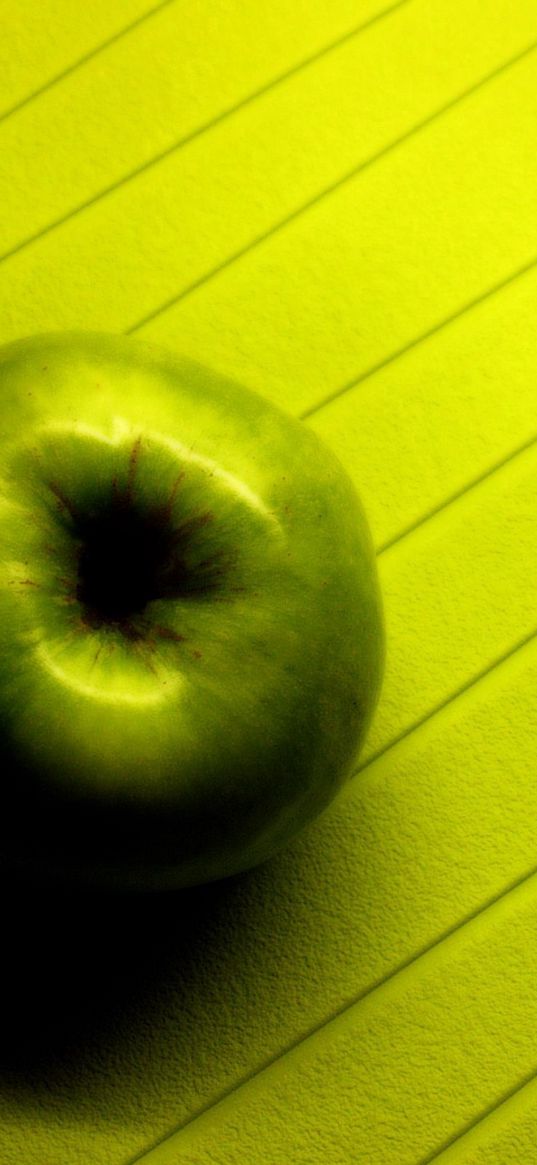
[1, 1, 537, 1161]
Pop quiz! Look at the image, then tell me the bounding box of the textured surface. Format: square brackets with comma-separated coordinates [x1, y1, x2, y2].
[0, 1, 536, 1162]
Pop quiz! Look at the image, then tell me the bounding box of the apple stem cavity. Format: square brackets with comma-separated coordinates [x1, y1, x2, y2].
[46, 436, 230, 642]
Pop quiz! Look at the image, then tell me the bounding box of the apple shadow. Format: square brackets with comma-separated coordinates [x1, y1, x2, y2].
[0, 869, 246, 1077]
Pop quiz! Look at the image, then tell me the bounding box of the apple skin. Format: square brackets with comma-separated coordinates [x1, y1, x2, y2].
[0, 331, 384, 891]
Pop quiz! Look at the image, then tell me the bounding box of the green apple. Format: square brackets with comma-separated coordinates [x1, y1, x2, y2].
[0, 331, 384, 891]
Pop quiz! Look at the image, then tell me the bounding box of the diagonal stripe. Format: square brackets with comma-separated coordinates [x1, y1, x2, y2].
[375, 432, 537, 556]
[301, 254, 537, 421]
[0, 0, 409, 265]
[355, 627, 537, 776]
[124, 39, 537, 335]
[417, 1066, 537, 1164]
[0, 0, 179, 125]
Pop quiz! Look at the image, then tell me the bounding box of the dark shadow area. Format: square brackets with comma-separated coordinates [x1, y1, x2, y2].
[0, 868, 248, 1077]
